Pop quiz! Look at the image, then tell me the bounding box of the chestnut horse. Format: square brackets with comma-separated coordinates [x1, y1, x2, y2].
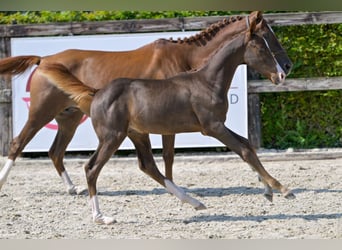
[0, 11, 292, 196]
[41, 14, 295, 224]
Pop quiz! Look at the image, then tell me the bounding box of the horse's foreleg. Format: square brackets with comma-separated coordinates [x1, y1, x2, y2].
[128, 131, 206, 210]
[162, 134, 175, 180]
[50, 108, 87, 195]
[205, 123, 295, 201]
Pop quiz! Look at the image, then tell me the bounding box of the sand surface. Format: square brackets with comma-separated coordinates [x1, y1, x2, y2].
[0, 148, 341, 239]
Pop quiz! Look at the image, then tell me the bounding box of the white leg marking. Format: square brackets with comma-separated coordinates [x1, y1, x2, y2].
[61, 171, 87, 195]
[0, 159, 14, 190]
[164, 179, 206, 210]
[257, 175, 273, 202]
[90, 195, 116, 225]
[61, 171, 77, 194]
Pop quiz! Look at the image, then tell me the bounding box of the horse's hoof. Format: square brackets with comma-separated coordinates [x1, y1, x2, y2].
[94, 215, 117, 225]
[263, 193, 273, 202]
[75, 186, 88, 195]
[284, 191, 296, 200]
[0, 178, 7, 191]
[195, 203, 207, 210]
[67, 185, 88, 195]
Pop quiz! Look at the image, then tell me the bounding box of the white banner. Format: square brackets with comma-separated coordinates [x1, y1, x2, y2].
[11, 32, 247, 152]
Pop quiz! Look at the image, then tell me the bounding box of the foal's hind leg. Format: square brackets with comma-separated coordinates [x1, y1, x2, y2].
[85, 133, 127, 225]
[49, 108, 87, 195]
[162, 135, 175, 181]
[205, 123, 295, 201]
[128, 131, 206, 210]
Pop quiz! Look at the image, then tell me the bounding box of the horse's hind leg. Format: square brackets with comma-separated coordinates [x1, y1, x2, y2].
[0, 79, 62, 191]
[205, 123, 295, 201]
[49, 107, 87, 195]
[0, 117, 53, 190]
[128, 131, 206, 210]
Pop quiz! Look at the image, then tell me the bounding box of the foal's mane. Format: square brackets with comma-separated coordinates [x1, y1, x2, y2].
[165, 15, 245, 46]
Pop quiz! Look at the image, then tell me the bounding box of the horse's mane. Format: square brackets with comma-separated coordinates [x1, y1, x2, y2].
[165, 15, 245, 46]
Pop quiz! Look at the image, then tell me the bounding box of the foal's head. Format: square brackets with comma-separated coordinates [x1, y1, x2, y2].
[243, 14, 288, 85]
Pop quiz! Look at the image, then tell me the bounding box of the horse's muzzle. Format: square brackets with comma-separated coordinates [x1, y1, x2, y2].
[270, 71, 286, 85]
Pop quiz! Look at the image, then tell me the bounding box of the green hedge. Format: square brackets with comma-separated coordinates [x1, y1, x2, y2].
[261, 91, 342, 149]
[1, 11, 341, 149]
[273, 24, 341, 78]
[261, 24, 341, 149]
[0, 11, 245, 24]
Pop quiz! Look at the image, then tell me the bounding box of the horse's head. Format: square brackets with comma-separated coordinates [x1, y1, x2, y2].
[243, 12, 288, 85]
[248, 11, 292, 76]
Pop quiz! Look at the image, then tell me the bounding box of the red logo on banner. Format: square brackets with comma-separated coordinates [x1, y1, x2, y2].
[24, 68, 88, 130]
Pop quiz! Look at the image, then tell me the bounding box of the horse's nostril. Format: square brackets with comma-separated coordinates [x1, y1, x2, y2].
[281, 72, 286, 80]
[279, 72, 286, 83]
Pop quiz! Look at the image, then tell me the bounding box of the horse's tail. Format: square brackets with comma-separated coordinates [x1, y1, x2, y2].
[0, 55, 41, 75]
[39, 63, 97, 116]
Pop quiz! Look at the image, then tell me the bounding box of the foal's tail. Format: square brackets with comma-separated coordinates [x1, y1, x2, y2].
[0, 55, 41, 75]
[38, 63, 96, 116]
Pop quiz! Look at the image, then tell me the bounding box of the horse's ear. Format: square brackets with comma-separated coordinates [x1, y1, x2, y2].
[249, 11, 263, 24]
[256, 11, 263, 23]
[248, 11, 262, 34]
[245, 11, 262, 43]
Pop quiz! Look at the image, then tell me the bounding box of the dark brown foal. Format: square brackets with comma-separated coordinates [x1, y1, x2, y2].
[44, 14, 294, 224]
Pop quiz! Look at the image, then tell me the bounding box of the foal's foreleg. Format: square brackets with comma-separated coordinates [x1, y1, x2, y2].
[128, 132, 206, 210]
[228, 130, 273, 200]
[207, 123, 295, 200]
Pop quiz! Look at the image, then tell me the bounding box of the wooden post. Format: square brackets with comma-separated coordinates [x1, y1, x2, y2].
[247, 67, 262, 149]
[0, 37, 12, 156]
[248, 93, 262, 149]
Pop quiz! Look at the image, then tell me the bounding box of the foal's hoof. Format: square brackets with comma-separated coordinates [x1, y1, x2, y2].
[195, 203, 207, 210]
[284, 191, 296, 200]
[263, 193, 273, 202]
